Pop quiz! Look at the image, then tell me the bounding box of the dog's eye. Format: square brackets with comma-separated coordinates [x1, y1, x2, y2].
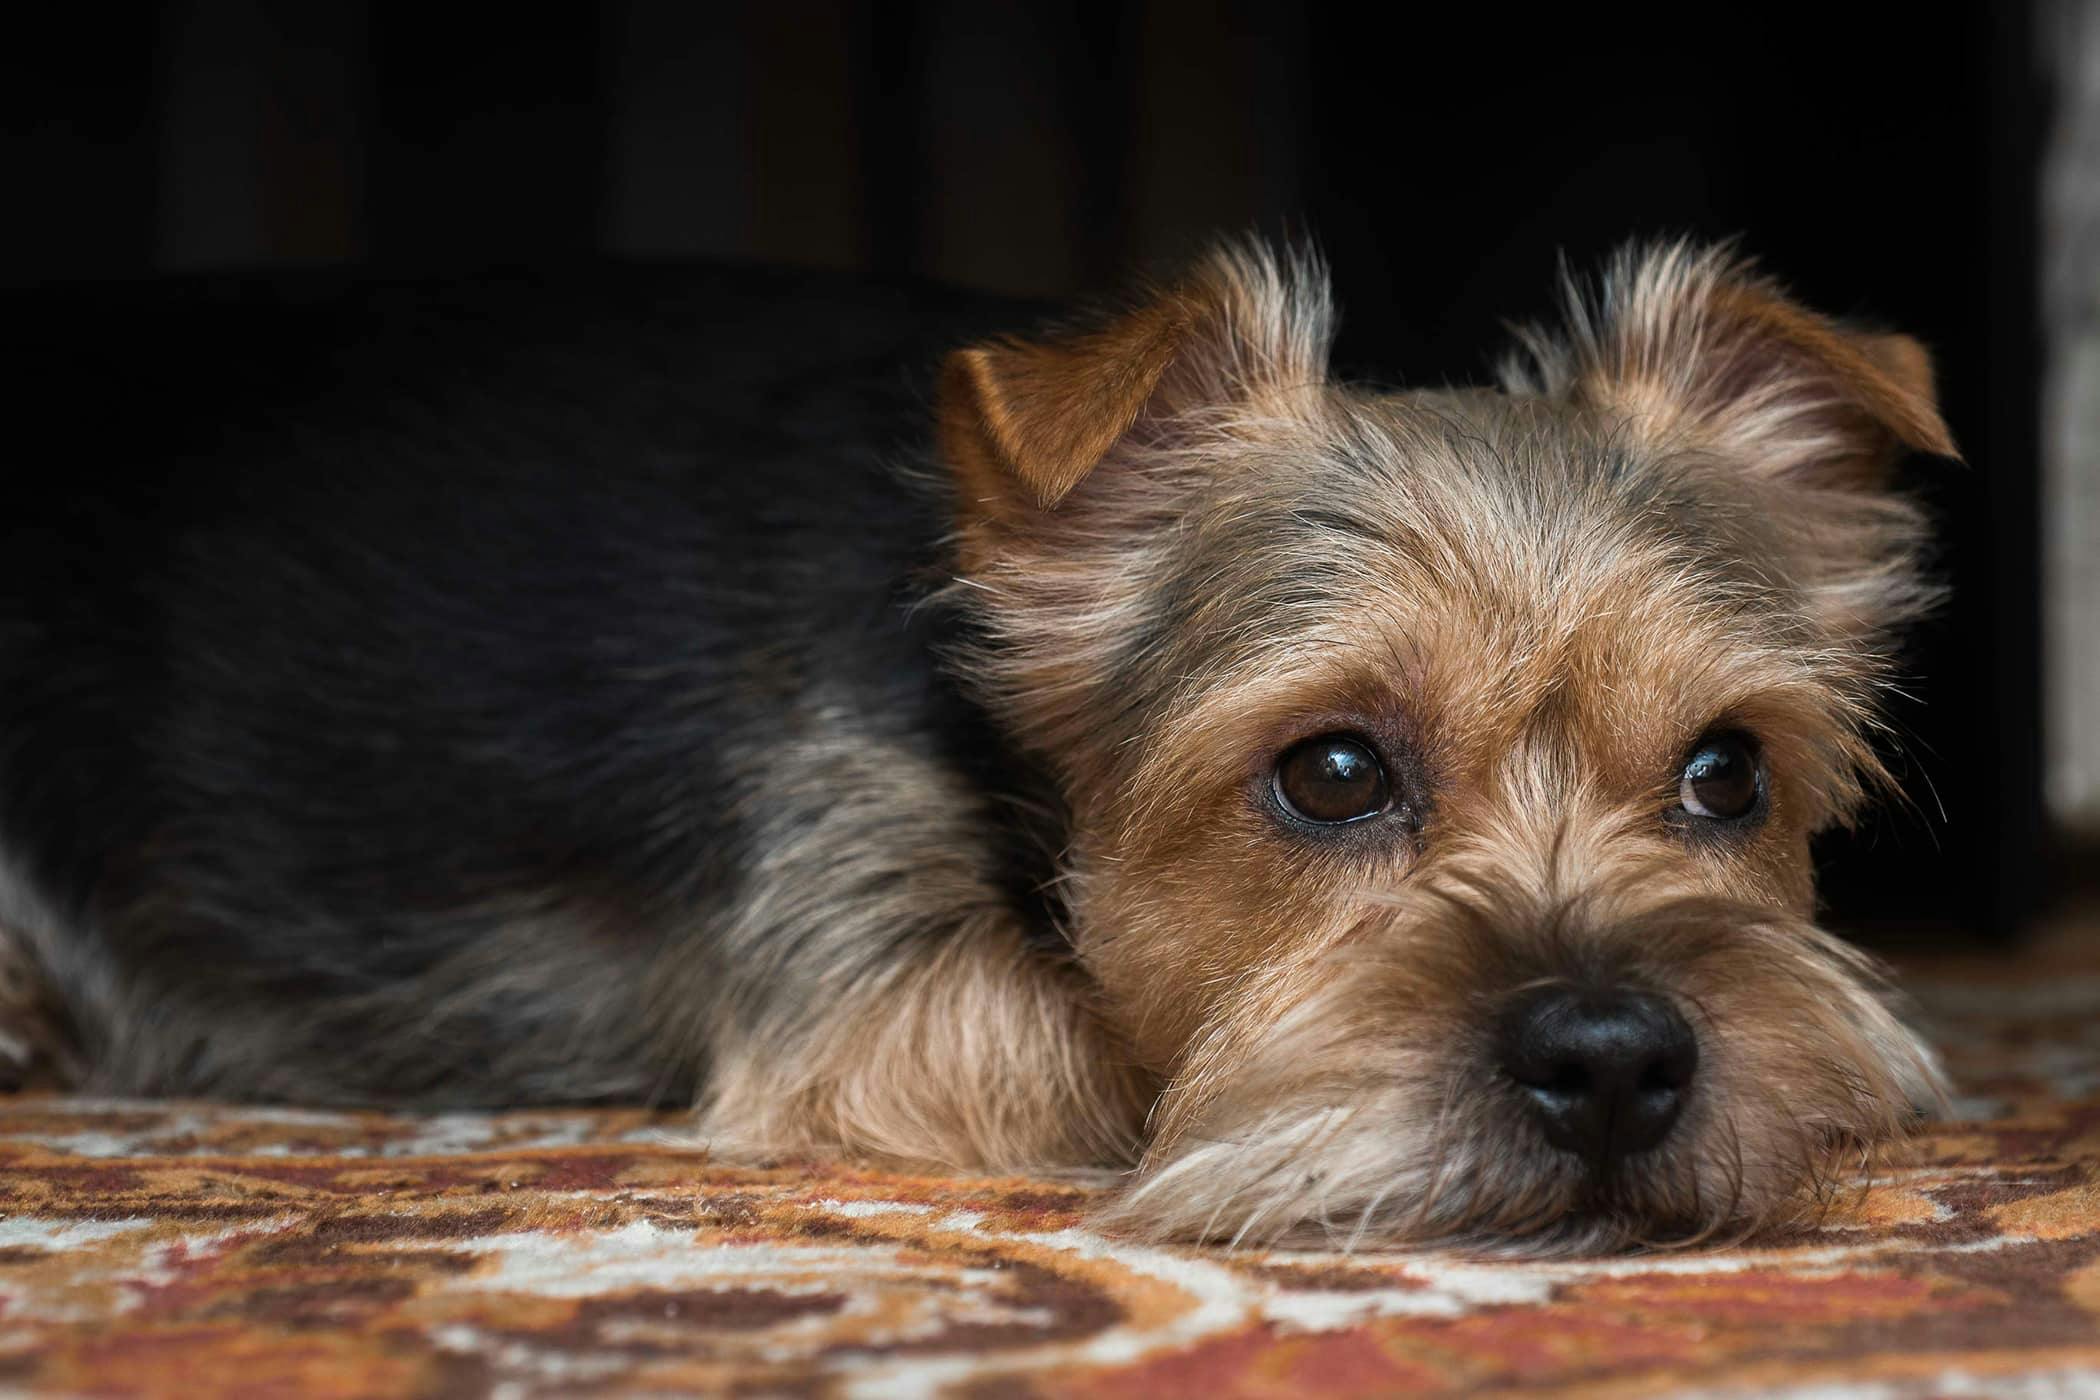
[1273, 735, 1390, 824]
[1676, 732, 1761, 821]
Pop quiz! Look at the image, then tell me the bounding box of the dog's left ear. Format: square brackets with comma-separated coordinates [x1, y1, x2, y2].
[1509, 243, 1958, 486]
[939, 241, 1334, 529]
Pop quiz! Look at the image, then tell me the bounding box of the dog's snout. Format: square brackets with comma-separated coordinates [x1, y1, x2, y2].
[1498, 986, 1697, 1165]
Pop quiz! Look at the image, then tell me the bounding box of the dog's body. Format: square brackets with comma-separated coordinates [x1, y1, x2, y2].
[2, 265, 1073, 1112]
[2, 244, 1955, 1250]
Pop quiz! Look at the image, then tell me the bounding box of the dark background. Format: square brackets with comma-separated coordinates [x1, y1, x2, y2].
[5, 3, 2052, 940]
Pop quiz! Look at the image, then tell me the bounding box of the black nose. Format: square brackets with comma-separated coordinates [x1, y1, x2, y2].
[1498, 986, 1698, 1165]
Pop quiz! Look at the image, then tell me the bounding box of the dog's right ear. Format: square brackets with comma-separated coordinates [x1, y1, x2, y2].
[938, 242, 1335, 533]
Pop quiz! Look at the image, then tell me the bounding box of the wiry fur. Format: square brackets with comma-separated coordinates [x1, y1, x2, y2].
[1104, 851, 1940, 1253]
[936, 237, 1955, 1251]
[0, 244, 1955, 1255]
[1500, 242, 1952, 649]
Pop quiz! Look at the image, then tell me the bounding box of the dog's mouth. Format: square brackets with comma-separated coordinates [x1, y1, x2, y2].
[1097, 897, 1942, 1253]
[1108, 1073, 1925, 1256]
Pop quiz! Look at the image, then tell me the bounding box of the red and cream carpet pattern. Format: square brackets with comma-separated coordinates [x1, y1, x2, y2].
[0, 917, 2096, 1397]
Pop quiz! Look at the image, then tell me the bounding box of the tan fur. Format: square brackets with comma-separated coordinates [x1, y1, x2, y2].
[942, 242, 1336, 573]
[1501, 243, 1960, 645]
[1503, 243, 1954, 471]
[712, 237, 1956, 1255]
[698, 914, 1152, 1170]
[942, 299, 1192, 515]
[674, 691, 1151, 1173]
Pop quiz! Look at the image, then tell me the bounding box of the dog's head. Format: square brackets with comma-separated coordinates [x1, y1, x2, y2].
[938, 240, 1954, 1251]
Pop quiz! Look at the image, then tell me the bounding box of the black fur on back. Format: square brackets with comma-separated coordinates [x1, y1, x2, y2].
[1, 263, 1060, 1105]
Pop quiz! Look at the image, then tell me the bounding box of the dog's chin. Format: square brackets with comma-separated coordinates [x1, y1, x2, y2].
[1099, 917, 1945, 1255]
[1103, 1092, 1866, 1257]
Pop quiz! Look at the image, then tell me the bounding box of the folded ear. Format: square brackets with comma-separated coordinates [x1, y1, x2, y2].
[1506, 243, 1957, 487]
[939, 241, 1335, 522]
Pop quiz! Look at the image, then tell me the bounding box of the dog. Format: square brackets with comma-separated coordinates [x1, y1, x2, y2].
[0, 239, 1955, 1251]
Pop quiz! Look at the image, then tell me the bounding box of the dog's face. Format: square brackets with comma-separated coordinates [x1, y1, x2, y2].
[939, 243, 1955, 1250]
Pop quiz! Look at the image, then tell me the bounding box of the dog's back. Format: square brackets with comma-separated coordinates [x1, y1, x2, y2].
[1, 265, 1052, 1105]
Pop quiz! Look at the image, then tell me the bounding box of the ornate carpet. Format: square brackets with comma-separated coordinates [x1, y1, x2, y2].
[0, 920, 2096, 1397]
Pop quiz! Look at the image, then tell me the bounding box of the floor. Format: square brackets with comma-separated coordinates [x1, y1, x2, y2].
[0, 914, 2094, 1398]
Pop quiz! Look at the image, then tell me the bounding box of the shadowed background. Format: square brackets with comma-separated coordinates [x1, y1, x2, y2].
[4, 2, 2065, 940]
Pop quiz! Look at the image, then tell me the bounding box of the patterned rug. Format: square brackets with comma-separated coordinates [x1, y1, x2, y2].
[0, 917, 2096, 1398]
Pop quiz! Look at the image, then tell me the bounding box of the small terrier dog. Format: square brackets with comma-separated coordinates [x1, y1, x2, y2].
[0, 239, 1955, 1251]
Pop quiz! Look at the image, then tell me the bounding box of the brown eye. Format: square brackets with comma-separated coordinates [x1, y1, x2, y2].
[1274, 734, 1390, 824]
[1677, 732, 1761, 821]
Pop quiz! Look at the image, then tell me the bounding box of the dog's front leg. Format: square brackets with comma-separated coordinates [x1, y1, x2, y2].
[695, 917, 1152, 1173]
